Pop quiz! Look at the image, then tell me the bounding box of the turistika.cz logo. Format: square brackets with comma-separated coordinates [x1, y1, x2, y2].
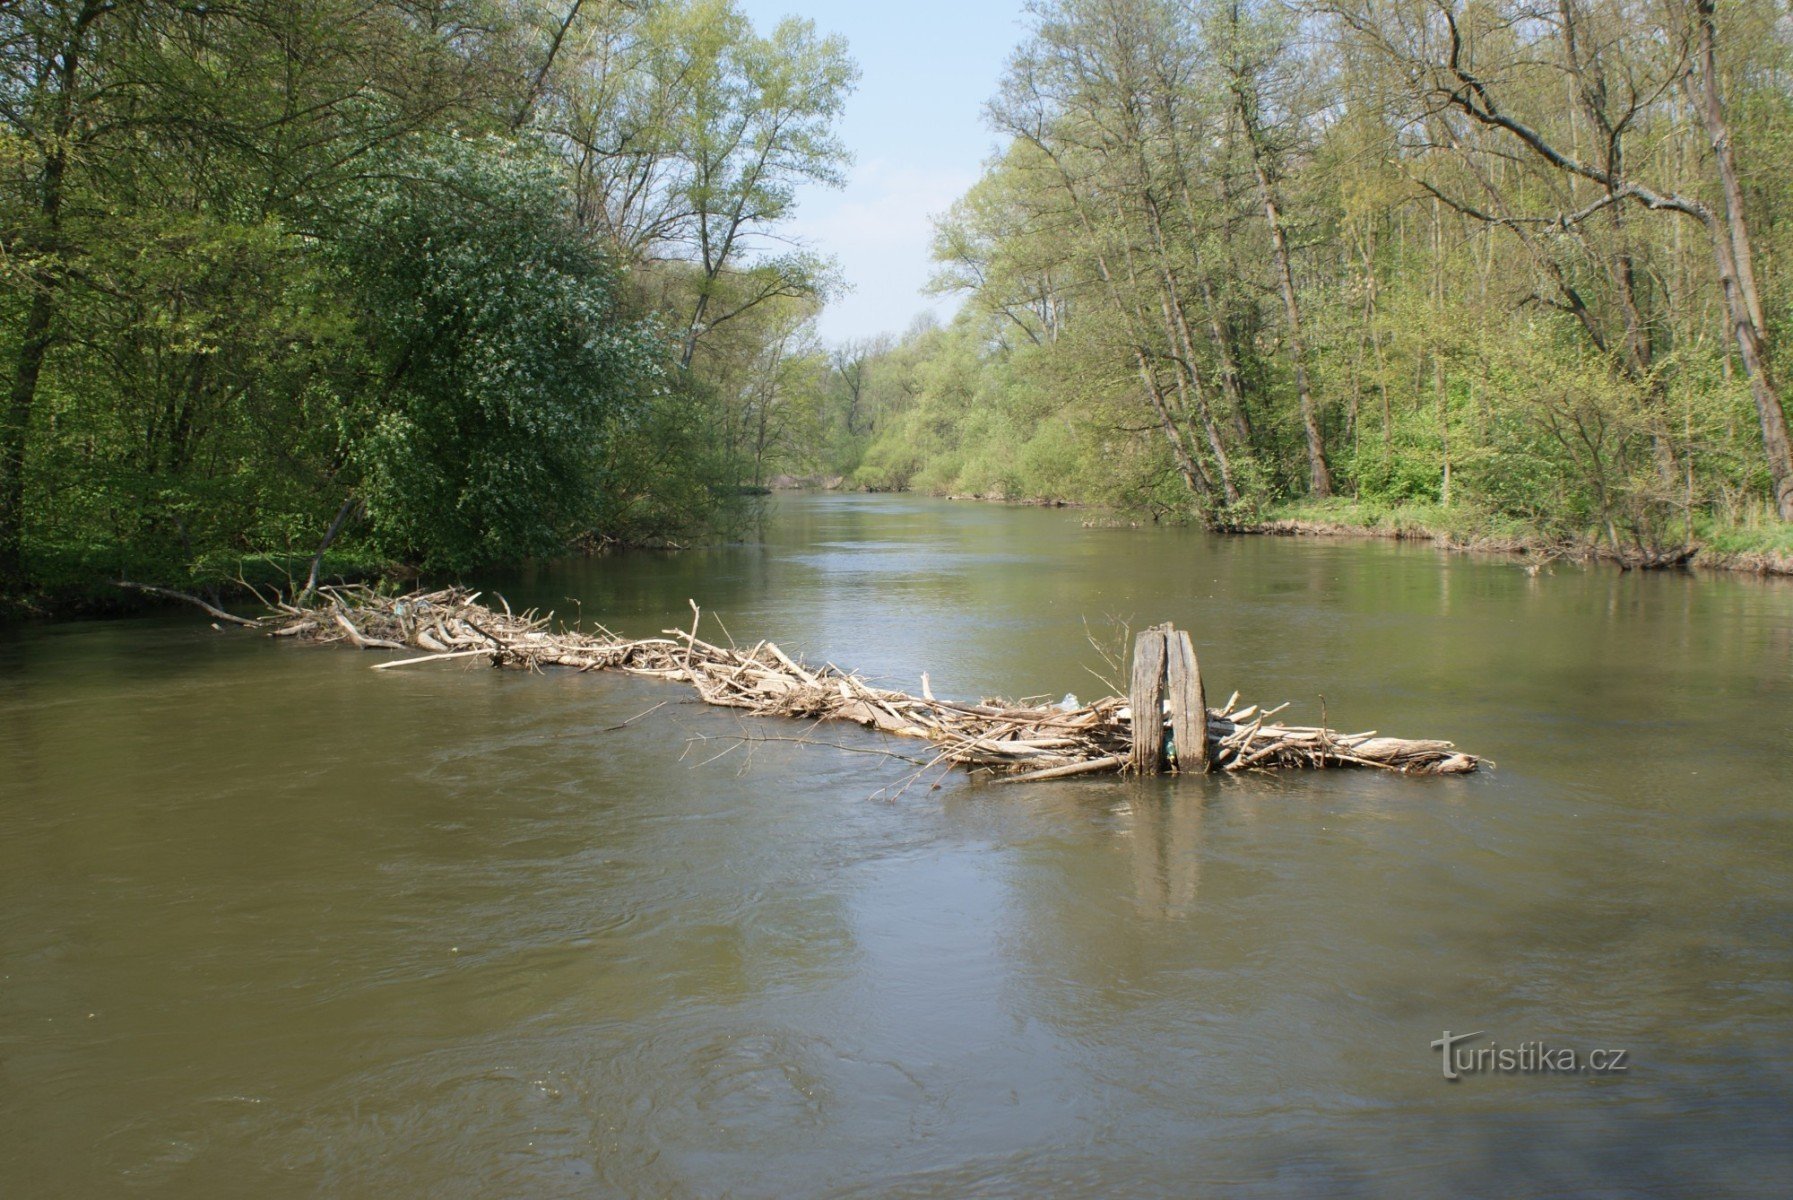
[1430, 1030, 1630, 1080]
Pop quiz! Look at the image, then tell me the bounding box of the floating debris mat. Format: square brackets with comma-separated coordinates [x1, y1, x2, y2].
[229, 587, 1482, 782]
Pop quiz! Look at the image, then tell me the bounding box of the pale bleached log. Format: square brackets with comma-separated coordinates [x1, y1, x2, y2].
[372, 648, 496, 670]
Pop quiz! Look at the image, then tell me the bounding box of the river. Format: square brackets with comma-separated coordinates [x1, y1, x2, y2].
[2, 494, 1791, 1197]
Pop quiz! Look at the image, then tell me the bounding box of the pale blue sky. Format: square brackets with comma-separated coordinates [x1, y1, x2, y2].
[735, 1, 1030, 344]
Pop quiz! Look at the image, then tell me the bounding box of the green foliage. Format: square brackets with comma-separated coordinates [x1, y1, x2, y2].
[793, 0, 1793, 558]
[1697, 509, 1793, 558]
[337, 134, 659, 570]
[0, 0, 854, 611]
[838, 318, 1186, 510]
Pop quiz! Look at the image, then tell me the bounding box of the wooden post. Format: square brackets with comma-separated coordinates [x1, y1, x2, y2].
[1165, 629, 1208, 773]
[1129, 626, 1168, 773]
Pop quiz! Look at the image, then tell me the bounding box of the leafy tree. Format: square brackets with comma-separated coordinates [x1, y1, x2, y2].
[538, 0, 856, 368]
[0, 0, 857, 609]
[828, 0, 1793, 560]
[337, 134, 660, 570]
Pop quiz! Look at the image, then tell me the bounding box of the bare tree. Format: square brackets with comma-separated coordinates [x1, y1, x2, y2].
[831, 336, 891, 436]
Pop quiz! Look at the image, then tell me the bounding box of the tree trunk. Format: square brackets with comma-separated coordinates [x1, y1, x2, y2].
[1198, 275, 1254, 447]
[1169, 160, 1256, 450]
[1, 5, 103, 589]
[1037, 143, 1214, 505]
[1236, 92, 1332, 497]
[304, 494, 364, 598]
[1689, 0, 1793, 519]
[0, 291, 54, 588]
[512, 0, 587, 130]
[1136, 351, 1214, 501]
[1142, 199, 1239, 505]
[1126, 188, 1238, 505]
[1431, 198, 1451, 507]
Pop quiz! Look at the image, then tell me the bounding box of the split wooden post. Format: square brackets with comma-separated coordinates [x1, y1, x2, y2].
[1165, 629, 1209, 773]
[1129, 626, 1168, 773]
[1131, 624, 1209, 774]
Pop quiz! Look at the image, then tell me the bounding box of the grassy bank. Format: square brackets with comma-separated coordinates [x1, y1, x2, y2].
[1231, 498, 1793, 576]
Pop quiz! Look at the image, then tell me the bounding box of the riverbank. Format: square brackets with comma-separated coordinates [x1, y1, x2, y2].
[13, 491, 1790, 623]
[1228, 498, 1793, 577]
[0, 550, 405, 623]
[904, 481, 1793, 575]
[1, 523, 707, 622]
[887, 484, 1793, 577]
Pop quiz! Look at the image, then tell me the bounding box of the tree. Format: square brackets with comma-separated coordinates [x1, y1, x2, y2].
[536, 0, 856, 368]
[669, 6, 855, 369]
[1214, 0, 1332, 497]
[830, 335, 891, 436]
[336, 134, 658, 569]
[1, 1, 114, 589]
[832, 0, 1793, 552]
[1328, 0, 1793, 519]
[1, 0, 523, 597]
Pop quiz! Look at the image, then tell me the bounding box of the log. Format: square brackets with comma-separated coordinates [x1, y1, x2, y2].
[116, 581, 260, 627]
[371, 648, 496, 670]
[332, 611, 406, 651]
[1165, 629, 1208, 773]
[1129, 627, 1168, 773]
[998, 755, 1129, 784]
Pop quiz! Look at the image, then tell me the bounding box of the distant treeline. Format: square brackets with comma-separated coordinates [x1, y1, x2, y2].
[825, 0, 1793, 559]
[1, 0, 856, 609]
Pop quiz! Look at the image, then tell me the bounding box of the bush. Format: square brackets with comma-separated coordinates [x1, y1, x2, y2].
[337, 134, 660, 570]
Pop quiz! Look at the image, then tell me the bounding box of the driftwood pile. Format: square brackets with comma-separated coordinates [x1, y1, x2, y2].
[244, 586, 1480, 782]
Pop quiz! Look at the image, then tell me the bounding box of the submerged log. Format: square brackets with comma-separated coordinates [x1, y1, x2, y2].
[231, 587, 1482, 782]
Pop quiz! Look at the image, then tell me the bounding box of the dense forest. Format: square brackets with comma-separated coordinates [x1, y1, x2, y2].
[6, 0, 1793, 615]
[1, 0, 854, 611]
[836, 0, 1793, 565]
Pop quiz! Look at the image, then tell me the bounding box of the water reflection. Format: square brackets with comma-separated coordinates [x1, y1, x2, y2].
[1125, 790, 1205, 919]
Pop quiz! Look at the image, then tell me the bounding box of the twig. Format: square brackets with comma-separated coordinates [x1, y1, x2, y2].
[602, 700, 669, 732]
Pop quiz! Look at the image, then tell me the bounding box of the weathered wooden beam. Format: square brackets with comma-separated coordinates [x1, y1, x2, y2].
[1165, 628, 1208, 773]
[1129, 626, 1168, 773]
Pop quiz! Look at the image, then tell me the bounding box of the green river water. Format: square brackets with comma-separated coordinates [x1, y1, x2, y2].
[2, 494, 1790, 1197]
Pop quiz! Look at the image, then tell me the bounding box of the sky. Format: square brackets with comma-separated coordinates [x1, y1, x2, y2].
[734, 1, 1030, 345]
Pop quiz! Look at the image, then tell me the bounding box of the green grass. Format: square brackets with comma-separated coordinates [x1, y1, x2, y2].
[1251, 496, 1540, 545]
[1255, 495, 1793, 569]
[1694, 514, 1793, 559]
